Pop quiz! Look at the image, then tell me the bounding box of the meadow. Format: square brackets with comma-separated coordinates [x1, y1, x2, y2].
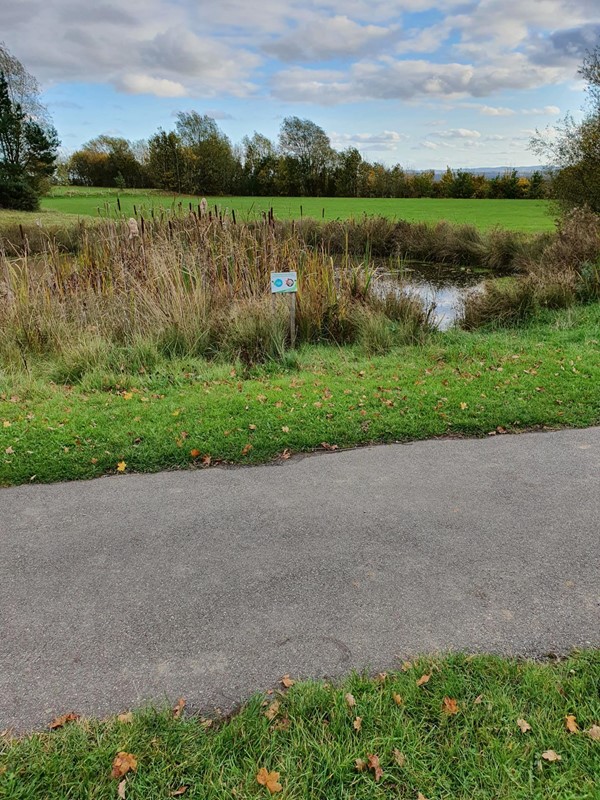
[41, 187, 555, 232]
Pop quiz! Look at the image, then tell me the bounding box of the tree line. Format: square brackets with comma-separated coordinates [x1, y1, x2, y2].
[65, 113, 549, 200]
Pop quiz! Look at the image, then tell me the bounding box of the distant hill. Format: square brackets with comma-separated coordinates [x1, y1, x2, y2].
[429, 166, 548, 179]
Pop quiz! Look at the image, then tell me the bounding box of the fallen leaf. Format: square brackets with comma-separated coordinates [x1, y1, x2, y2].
[122, 392, 133, 401]
[281, 449, 291, 460]
[353, 716, 362, 731]
[241, 443, 253, 456]
[541, 750, 561, 762]
[265, 700, 280, 721]
[249, 424, 257, 431]
[417, 793, 429, 800]
[111, 752, 138, 780]
[565, 715, 579, 733]
[116, 461, 127, 473]
[4, 446, 14, 455]
[117, 712, 133, 724]
[416, 674, 431, 687]
[355, 758, 367, 772]
[48, 712, 79, 730]
[118, 779, 127, 799]
[393, 748, 406, 767]
[474, 695, 483, 705]
[585, 724, 600, 740]
[392, 693, 403, 706]
[170, 788, 188, 797]
[367, 753, 383, 782]
[460, 402, 468, 410]
[256, 767, 282, 793]
[190, 449, 201, 458]
[442, 697, 459, 715]
[517, 718, 532, 733]
[281, 426, 290, 433]
[281, 675, 295, 688]
[345, 693, 356, 708]
[375, 672, 387, 683]
[173, 698, 186, 719]
[272, 717, 290, 732]
[321, 442, 339, 451]
[3, 420, 11, 427]
[401, 661, 413, 672]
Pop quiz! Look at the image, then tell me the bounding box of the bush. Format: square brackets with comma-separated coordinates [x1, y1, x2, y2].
[460, 280, 538, 329]
[0, 172, 40, 211]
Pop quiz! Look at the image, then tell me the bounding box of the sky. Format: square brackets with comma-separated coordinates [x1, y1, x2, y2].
[2, 0, 599, 169]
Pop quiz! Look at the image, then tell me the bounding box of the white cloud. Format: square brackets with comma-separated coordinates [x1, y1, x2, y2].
[479, 105, 516, 116]
[522, 105, 561, 115]
[116, 74, 187, 97]
[432, 128, 482, 139]
[329, 129, 409, 150]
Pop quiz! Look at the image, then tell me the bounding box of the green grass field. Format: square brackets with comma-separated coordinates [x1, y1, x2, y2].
[2, 652, 599, 799]
[40, 187, 556, 232]
[2, 303, 599, 487]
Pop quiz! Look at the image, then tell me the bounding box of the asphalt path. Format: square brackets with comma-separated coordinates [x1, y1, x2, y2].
[1, 428, 599, 731]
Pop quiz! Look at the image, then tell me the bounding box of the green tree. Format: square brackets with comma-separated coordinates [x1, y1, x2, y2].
[241, 132, 277, 195]
[278, 117, 334, 195]
[174, 111, 237, 194]
[532, 47, 600, 212]
[69, 136, 143, 187]
[0, 46, 59, 210]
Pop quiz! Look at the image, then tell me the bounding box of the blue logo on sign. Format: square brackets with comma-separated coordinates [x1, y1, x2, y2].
[274, 278, 283, 287]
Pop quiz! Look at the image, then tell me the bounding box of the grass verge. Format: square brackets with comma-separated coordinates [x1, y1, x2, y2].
[1, 304, 599, 487]
[1, 652, 599, 798]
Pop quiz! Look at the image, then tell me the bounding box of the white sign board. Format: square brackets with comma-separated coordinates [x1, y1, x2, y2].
[270, 271, 298, 294]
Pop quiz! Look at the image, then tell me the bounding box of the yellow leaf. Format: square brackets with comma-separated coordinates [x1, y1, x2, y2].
[345, 693, 356, 708]
[541, 750, 561, 762]
[249, 424, 257, 431]
[256, 768, 282, 793]
[442, 697, 459, 715]
[264, 700, 280, 721]
[392, 693, 403, 706]
[355, 758, 367, 772]
[241, 443, 253, 456]
[281, 426, 290, 433]
[111, 752, 137, 779]
[460, 402, 468, 410]
[122, 392, 133, 401]
[417, 793, 429, 800]
[517, 718, 532, 733]
[393, 748, 406, 767]
[190, 449, 201, 458]
[416, 674, 431, 687]
[117, 712, 133, 724]
[3, 420, 11, 427]
[5, 446, 14, 455]
[353, 716, 362, 731]
[117, 461, 127, 473]
[565, 715, 579, 733]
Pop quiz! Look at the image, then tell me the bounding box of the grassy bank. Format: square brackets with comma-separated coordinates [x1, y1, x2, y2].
[2, 652, 599, 798]
[1, 303, 599, 487]
[39, 189, 555, 232]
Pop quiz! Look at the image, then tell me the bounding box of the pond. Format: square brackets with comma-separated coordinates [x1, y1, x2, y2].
[373, 261, 488, 330]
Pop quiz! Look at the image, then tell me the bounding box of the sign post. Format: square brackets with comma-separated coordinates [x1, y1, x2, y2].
[270, 271, 297, 347]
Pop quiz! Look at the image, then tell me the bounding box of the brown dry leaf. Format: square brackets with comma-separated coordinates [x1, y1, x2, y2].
[111, 752, 138, 780]
[367, 754, 383, 782]
[401, 660, 413, 672]
[256, 768, 282, 794]
[541, 750, 561, 762]
[474, 695, 483, 705]
[170, 788, 188, 797]
[565, 715, 579, 733]
[190, 449, 201, 458]
[416, 674, 431, 687]
[116, 461, 127, 473]
[241, 443, 253, 456]
[442, 697, 459, 715]
[392, 693, 403, 706]
[201, 454, 212, 467]
[320, 442, 339, 451]
[517, 718, 532, 733]
[48, 712, 80, 730]
[173, 698, 186, 719]
[272, 717, 290, 732]
[249, 424, 257, 431]
[585, 724, 600, 740]
[393, 748, 406, 767]
[375, 672, 387, 683]
[355, 758, 367, 772]
[417, 793, 429, 800]
[345, 693, 357, 708]
[353, 716, 362, 732]
[118, 779, 127, 799]
[117, 712, 133, 724]
[281, 675, 295, 688]
[265, 700, 280, 721]
[281, 448, 292, 460]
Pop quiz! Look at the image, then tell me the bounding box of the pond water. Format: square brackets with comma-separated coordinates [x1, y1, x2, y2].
[373, 262, 488, 330]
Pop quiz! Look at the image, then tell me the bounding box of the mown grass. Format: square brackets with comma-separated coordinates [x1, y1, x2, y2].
[2, 652, 599, 799]
[39, 188, 555, 232]
[1, 303, 599, 487]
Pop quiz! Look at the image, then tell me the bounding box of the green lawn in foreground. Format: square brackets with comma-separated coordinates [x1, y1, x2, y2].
[1, 304, 599, 487]
[2, 652, 599, 799]
[40, 188, 556, 232]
